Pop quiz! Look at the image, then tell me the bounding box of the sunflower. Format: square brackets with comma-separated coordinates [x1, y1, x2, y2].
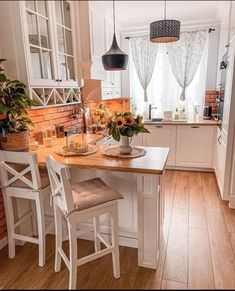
[116, 116, 126, 129]
[124, 115, 134, 124]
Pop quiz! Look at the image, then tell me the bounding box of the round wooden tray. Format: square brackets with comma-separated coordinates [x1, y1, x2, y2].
[55, 146, 97, 157]
[103, 146, 146, 159]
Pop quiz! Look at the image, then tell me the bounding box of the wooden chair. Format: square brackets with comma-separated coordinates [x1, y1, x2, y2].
[0, 150, 53, 267]
[46, 155, 123, 290]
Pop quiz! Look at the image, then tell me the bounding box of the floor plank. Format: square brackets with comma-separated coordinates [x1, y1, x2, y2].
[163, 207, 188, 284]
[201, 173, 222, 213]
[207, 211, 235, 289]
[161, 279, 187, 290]
[173, 171, 190, 209]
[189, 208, 207, 229]
[188, 228, 214, 289]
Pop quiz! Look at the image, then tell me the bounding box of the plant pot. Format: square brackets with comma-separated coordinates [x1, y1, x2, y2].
[0, 129, 30, 151]
[119, 136, 132, 154]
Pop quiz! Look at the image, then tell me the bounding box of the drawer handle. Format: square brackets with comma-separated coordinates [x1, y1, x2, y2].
[155, 125, 163, 128]
[191, 126, 200, 128]
[218, 135, 222, 145]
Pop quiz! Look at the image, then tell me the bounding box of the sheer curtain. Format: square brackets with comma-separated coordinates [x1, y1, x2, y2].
[130, 34, 209, 119]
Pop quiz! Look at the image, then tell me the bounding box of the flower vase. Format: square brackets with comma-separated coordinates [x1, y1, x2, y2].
[119, 136, 132, 154]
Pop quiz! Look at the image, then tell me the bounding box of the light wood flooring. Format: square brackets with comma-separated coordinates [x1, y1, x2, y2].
[1, 170, 235, 289]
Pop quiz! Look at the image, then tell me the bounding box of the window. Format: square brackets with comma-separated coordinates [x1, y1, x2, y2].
[130, 40, 209, 119]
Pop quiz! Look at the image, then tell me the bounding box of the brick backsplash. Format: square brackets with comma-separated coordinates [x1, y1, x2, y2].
[204, 90, 219, 113]
[28, 104, 84, 140]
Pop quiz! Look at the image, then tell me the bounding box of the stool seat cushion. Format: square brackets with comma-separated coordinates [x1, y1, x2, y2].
[71, 178, 123, 211]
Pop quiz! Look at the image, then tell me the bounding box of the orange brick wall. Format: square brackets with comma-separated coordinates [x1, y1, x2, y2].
[84, 98, 130, 118]
[28, 104, 84, 140]
[204, 90, 219, 113]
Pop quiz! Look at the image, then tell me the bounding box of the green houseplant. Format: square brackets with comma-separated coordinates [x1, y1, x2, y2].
[0, 59, 34, 151]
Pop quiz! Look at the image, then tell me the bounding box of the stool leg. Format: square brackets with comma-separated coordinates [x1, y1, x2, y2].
[3, 191, 15, 258]
[93, 216, 101, 252]
[30, 200, 38, 236]
[68, 222, 77, 290]
[111, 204, 120, 279]
[54, 205, 62, 272]
[35, 195, 46, 267]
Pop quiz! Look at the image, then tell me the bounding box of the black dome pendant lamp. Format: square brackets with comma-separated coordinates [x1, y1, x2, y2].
[102, 0, 128, 71]
[150, 0, 180, 43]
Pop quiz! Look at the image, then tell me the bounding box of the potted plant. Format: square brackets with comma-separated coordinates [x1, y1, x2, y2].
[107, 112, 149, 154]
[0, 59, 34, 151]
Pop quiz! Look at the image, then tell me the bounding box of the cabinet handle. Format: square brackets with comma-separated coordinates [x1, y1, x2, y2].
[218, 135, 222, 145]
[56, 79, 62, 82]
[191, 126, 200, 128]
[155, 125, 163, 128]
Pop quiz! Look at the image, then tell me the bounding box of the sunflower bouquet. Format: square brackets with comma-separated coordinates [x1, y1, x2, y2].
[107, 112, 149, 141]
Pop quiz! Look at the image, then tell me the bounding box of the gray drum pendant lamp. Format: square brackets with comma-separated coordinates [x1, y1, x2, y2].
[102, 0, 128, 71]
[150, 0, 180, 43]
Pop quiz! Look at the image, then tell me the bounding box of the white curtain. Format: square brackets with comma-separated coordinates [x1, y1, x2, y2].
[130, 36, 158, 102]
[130, 38, 208, 119]
[166, 30, 208, 101]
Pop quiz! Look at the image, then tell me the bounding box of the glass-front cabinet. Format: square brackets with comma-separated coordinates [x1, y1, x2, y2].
[21, 0, 78, 88]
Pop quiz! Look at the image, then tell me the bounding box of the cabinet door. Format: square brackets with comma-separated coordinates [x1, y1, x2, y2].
[53, 0, 78, 86]
[145, 125, 176, 166]
[23, 0, 55, 86]
[131, 134, 143, 147]
[176, 126, 215, 168]
[89, 8, 106, 80]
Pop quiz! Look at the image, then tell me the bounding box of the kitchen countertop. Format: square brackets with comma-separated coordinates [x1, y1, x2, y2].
[144, 118, 219, 126]
[34, 133, 169, 175]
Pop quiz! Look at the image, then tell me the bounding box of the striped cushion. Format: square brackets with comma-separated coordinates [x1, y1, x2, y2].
[71, 178, 123, 211]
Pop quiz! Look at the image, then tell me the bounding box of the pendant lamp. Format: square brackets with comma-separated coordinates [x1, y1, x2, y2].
[102, 0, 128, 71]
[150, 0, 180, 43]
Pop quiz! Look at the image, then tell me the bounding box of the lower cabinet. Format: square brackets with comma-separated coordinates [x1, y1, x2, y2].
[145, 125, 176, 166]
[143, 124, 215, 169]
[176, 125, 215, 168]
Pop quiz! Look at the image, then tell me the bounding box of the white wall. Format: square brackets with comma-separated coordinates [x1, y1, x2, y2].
[121, 24, 220, 97]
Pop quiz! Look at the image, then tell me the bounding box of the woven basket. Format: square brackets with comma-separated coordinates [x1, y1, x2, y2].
[0, 129, 30, 151]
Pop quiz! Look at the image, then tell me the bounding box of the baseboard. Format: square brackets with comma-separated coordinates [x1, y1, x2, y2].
[229, 195, 235, 209]
[166, 166, 214, 172]
[0, 236, 7, 250]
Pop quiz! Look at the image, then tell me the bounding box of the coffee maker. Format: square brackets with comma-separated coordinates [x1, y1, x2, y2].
[203, 105, 212, 119]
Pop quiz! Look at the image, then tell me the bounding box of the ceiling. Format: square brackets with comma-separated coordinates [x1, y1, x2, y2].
[92, 1, 223, 32]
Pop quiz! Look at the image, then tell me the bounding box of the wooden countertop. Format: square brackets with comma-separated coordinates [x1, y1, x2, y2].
[34, 134, 169, 175]
[144, 119, 218, 126]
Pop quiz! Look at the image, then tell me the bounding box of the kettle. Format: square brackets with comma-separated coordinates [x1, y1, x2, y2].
[203, 106, 212, 119]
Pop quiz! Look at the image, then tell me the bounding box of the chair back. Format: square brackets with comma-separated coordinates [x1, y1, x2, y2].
[46, 155, 74, 215]
[0, 150, 41, 190]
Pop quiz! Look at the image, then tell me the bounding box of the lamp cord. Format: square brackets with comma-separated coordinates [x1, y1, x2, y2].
[113, 0, 116, 34]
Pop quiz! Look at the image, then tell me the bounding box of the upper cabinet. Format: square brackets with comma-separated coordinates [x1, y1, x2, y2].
[78, 1, 121, 100]
[22, 0, 78, 87]
[0, 0, 81, 107]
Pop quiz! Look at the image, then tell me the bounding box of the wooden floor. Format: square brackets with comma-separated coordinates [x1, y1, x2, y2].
[1, 170, 235, 289]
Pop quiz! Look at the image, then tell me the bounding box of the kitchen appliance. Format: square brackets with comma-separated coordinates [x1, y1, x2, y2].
[203, 105, 212, 119]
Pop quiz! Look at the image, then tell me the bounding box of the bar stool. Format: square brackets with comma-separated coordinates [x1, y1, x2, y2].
[46, 155, 123, 290]
[0, 150, 53, 267]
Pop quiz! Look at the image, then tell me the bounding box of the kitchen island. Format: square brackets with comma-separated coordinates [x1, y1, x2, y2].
[22, 134, 169, 269]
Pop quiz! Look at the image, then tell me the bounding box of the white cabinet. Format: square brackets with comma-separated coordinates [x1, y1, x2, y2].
[0, 0, 81, 107]
[145, 125, 176, 167]
[176, 125, 215, 168]
[21, 0, 78, 87]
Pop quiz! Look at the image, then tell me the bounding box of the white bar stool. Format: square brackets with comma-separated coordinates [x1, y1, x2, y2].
[46, 155, 123, 290]
[0, 150, 53, 267]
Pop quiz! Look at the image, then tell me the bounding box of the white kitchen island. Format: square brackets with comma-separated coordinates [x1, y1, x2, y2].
[35, 134, 169, 269]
